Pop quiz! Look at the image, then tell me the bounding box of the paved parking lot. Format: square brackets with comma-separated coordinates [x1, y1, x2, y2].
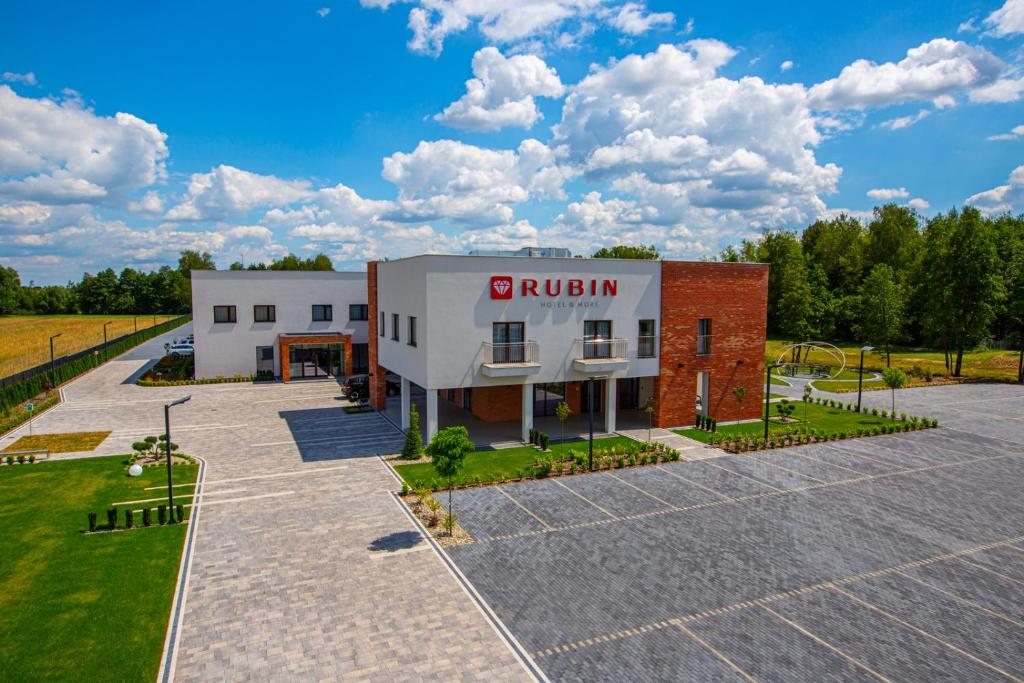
[446, 383, 1024, 682]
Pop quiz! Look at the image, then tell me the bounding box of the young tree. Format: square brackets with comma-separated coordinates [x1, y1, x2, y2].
[802, 384, 813, 423]
[643, 398, 655, 443]
[401, 405, 423, 460]
[592, 244, 660, 259]
[426, 426, 474, 535]
[856, 264, 905, 366]
[882, 366, 907, 419]
[0, 265, 20, 315]
[555, 401, 571, 450]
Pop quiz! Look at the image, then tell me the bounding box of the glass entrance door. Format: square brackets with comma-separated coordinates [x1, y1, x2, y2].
[583, 320, 612, 358]
[288, 343, 343, 379]
[492, 322, 525, 363]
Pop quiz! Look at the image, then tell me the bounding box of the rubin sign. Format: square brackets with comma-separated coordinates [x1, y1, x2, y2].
[490, 275, 618, 300]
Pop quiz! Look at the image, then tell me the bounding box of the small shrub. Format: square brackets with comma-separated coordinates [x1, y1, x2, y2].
[871, 408, 878, 416]
[176, 504, 184, 522]
[539, 433, 550, 451]
[616, 455, 626, 469]
[158, 505, 167, 525]
[669, 449, 680, 461]
[142, 508, 152, 527]
[107, 508, 118, 530]
[28, 454, 35, 463]
[400, 482, 409, 496]
[900, 412, 907, 422]
[697, 414, 704, 429]
[532, 457, 553, 478]
[87, 512, 97, 532]
[442, 513, 460, 535]
[17, 455, 24, 464]
[124, 509, 134, 529]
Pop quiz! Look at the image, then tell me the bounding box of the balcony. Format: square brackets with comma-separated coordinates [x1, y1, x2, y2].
[697, 334, 713, 355]
[572, 338, 629, 373]
[481, 341, 541, 377]
[637, 334, 658, 359]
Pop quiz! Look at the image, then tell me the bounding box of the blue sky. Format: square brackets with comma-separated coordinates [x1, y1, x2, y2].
[1, 0, 1023, 284]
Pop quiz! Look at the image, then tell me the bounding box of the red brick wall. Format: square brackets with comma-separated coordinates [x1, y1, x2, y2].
[565, 382, 581, 414]
[471, 385, 522, 423]
[654, 261, 768, 428]
[367, 262, 387, 409]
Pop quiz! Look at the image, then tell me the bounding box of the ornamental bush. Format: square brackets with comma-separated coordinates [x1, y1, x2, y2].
[106, 508, 117, 530]
[124, 509, 134, 529]
[539, 432, 550, 451]
[142, 508, 152, 527]
[158, 505, 167, 525]
[87, 512, 97, 532]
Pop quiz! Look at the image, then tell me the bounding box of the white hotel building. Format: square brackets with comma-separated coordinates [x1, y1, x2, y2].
[192, 254, 768, 443]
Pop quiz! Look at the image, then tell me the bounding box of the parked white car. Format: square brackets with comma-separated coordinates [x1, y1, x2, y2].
[168, 343, 194, 357]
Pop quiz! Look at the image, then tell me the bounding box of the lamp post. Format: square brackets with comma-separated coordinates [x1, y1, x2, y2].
[764, 362, 783, 441]
[164, 395, 191, 522]
[856, 345, 874, 413]
[49, 333, 62, 385]
[102, 321, 113, 361]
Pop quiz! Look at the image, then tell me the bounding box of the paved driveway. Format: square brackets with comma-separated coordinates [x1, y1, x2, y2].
[2, 323, 531, 681]
[444, 383, 1024, 682]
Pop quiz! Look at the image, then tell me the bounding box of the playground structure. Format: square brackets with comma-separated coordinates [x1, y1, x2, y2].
[774, 342, 847, 380]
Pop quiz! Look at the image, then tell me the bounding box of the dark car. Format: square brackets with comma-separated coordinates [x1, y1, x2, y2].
[342, 374, 401, 401]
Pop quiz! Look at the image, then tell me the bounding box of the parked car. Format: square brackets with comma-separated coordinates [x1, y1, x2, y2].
[168, 343, 194, 357]
[342, 374, 400, 401]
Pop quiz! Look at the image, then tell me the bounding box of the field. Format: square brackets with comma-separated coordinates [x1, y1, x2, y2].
[0, 456, 197, 681]
[0, 314, 178, 379]
[765, 338, 1022, 384]
[3, 431, 111, 454]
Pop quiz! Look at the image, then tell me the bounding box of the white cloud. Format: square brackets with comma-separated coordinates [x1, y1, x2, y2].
[808, 39, 1003, 110]
[165, 165, 314, 221]
[0, 85, 168, 204]
[128, 190, 165, 213]
[879, 108, 931, 129]
[2, 71, 37, 85]
[867, 187, 910, 200]
[988, 123, 1024, 140]
[0, 201, 51, 228]
[435, 47, 564, 131]
[908, 197, 930, 210]
[317, 7, 330, 17]
[360, 0, 674, 55]
[969, 76, 1024, 103]
[780, 60, 794, 72]
[983, 0, 1024, 36]
[607, 2, 674, 35]
[289, 222, 362, 242]
[966, 165, 1024, 213]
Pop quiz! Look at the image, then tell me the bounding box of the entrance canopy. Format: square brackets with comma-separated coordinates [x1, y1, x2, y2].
[278, 333, 352, 382]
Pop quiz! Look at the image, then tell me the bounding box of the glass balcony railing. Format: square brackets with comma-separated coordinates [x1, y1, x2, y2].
[482, 341, 539, 364]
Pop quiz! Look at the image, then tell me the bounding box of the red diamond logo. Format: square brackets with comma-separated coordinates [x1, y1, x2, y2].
[490, 276, 513, 299]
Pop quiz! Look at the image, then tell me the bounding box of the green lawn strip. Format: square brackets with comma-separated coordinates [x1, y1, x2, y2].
[811, 378, 884, 392]
[675, 402, 897, 444]
[394, 436, 635, 488]
[768, 393, 788, 399]
[769, 376, 791, 387]
[0, 456, 197, 681]
[3, 431, 112, 454]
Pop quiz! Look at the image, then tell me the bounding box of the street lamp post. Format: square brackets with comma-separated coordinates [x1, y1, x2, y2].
[49, 333, 62, 385]
[764, 362, 782, 441]
[856, 345, 874, 413]
[164, 395, 191, 522]
[103, 321, 113, 361]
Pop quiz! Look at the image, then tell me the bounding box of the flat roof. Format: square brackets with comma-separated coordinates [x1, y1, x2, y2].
[374, 253, 768, 266]
[190, 270, 364, 280]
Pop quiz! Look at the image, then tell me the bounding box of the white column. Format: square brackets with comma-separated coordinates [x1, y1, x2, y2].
[400, 376, 411, 430]
[604, 377, 617, 434]
[425, 389, 438, 443]
[521, 383, 533, 443]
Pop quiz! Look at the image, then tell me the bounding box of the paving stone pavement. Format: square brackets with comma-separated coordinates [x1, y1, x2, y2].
[2, 323, 532, 682]
[445, 383, 1024, 682]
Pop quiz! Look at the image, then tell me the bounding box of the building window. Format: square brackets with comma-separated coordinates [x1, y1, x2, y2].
[698, 318, 712, 355]
[256, 346, 275, 376]
[638, 319, 656, 358]
[312, 304, 333, 322]
[391, 313, 400, 341]
[213, 305, 236, 323]
[349, 304, 368, 321]
[492, 322, 525, 363]
[408, 316, 417, 346]
[583, 320, 612, 358]
[379, 311, 385, 336]
[253, 305, 276, 323]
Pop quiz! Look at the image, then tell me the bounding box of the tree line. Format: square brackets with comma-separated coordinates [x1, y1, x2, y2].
[719, 205, 1023, 380]
[0, 250, 335, 316]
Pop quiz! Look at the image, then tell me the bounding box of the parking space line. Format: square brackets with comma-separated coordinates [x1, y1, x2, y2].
[823, 446, 911, 471]
[200, 491, 294, 506]
[894, 570, 1024, 628]
[758, 604, 892, 682]
[673, 622, 757, 683]
[829, 586, 1023, 681]
[704, 461, 785, 492]
[955, 557, 1024, 587]
[786, 450, 867, 475]
[607, 473, 680, 510]
[495, 487, 554, 530]
[655, 465, 734, 500]
[550, 479, 620, 519]
[202, 464, 350, 486]
[748, 455, 828, 484]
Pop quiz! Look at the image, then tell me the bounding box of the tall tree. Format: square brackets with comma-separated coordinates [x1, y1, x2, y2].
[0, 265, 20, 315]
[592, 244, 660, 259]
[801, 213, 867, 296]
[855, 264, 904, 366]
[177, 250, 216, 277]
[865, 204, 922, 279]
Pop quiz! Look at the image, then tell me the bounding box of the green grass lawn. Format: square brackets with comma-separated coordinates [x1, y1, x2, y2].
[3, 431, 112, 454]
[0, 456, 197, 681]
[676, 401, 902, 444]
[394, 436, 635, 489]
[769, 376, 791, 386]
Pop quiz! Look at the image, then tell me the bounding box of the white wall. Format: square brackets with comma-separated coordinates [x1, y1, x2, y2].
[191, 270, 367, 378]
[376, 255, 662, 390]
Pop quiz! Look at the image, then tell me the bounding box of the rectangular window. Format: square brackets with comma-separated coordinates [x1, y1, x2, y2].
[408, 316, 417, 346]
[253, 305, 276, 323]
[638, 319, 656, 358]
[256, 346, 274, 375]
[349, 304, 368, 321]
[698, 318, 712, 354]
[492, 322, 525, 363]
[583, 320, 612, 358]
[312, 304, 333, 322]
[379, 311, 385, 336]
[213, 305, 236, 323]
[391, 313, 399, 341]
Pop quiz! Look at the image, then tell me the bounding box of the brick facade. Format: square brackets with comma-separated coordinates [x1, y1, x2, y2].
[278, 334, 352, 383]
[653, 262, 768, 428]
[367, 262, 387, 410]
[470, 385, 523, 422]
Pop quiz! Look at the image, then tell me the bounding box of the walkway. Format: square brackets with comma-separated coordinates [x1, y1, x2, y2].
[615, 427, 713, 460]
